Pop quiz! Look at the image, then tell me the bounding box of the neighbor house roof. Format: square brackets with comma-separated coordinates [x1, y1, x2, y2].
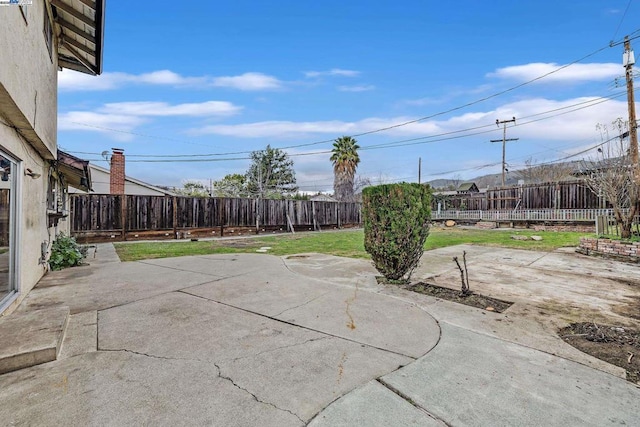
[53, 0, 106, 75]
[457, 182, 479, 193]
[89, 163, 176, 196]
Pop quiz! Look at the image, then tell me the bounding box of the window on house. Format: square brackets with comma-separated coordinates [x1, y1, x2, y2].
[59, 178, 67, 212]
[43, 6, 53, 60]
[47, 175, 56, 211]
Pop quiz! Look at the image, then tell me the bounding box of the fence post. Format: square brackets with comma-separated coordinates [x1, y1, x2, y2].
[286, 214, 295, 234]
[121, 195, 127, 241]
[172, 196, 178, 239]
[312, 201, 319, 231]
[255, 198, 260, 234]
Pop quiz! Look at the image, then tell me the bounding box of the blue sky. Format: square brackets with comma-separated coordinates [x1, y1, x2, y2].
[58, 0, 639, 192]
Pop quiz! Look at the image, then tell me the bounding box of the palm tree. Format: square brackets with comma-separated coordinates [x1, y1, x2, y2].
[330, 136, 360, 201]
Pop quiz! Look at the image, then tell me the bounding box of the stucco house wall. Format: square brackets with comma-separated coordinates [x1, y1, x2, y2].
[0, 4, 58, 160]
[0, 3, 62, 314]
[0, 1, 104, 315]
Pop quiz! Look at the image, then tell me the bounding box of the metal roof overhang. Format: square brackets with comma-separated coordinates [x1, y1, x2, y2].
[53, 0, 105, 75]
[57, 150, 92, 191]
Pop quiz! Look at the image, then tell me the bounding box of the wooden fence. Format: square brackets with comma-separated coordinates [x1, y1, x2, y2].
[595, 214, 640, 237]
[70, 194, 362, 241]
[433, 180, 604, 211]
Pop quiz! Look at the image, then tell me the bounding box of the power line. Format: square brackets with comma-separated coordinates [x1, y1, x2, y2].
[61, 37, 634, 157]
[66, 90, 628, 162]
[612, 0, 634, 43]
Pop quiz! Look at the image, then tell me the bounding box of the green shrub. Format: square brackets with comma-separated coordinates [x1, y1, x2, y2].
[49, 233, 87, 271]
[363, 183, 431, 281]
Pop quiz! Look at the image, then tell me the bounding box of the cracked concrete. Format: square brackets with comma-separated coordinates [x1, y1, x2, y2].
[214, 362, 305, 424]
[2, 243, 640, 426]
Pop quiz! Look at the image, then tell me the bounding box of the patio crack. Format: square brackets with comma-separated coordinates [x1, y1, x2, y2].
[136, 260, 227, 278]
[98, 348, 209, 363]
[525, 251, 551, 267]
[228, 336, 330, 362]
[180, 291, 416, 359]
[376, 378, 451, 426]
[213, 363, 305, 424]
[271, 291, 332, 318]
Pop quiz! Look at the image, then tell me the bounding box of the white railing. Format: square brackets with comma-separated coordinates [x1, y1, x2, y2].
[432, 209, 618, 222]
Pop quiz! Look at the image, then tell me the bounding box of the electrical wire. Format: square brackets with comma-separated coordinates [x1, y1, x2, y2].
[612, 0, 634, 43]
[61, 34, 639, 158]
[65, 90, 628, 162]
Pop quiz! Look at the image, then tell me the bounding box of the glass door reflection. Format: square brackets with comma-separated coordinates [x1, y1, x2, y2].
[0, 153, 15, 307]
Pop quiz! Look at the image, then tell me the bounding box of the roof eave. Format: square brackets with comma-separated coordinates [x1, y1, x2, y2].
[55, 0, 106, 76]
[57, 150, 92, 191]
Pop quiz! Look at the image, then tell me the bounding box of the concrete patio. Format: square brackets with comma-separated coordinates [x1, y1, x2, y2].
[0, 242, 638, 426]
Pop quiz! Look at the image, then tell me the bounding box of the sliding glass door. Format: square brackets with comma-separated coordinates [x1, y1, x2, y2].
[0, 151, 17, 311]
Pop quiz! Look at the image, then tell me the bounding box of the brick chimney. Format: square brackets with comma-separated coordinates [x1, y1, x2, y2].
[110, 148, 125, 195]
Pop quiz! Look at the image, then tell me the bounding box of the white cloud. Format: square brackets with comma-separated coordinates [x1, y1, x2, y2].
[487, 62, 621, 83]
[338, 85, 375, 92]
[58, 100, 242, 141]
[99, 101, 242, 117]
[489, 97, 626, 141]
[58, 69, 281, 92]
[58, 71, 133, 91]
[136, 70, 205, 85]
[190, 96, 627, 143]
[211, 72, 282, 90]
[402, 97, 444, 106]
[58, 111, 147, 141]
[191, 117, 440, 138]
[304, 68, 361, 78]
[193, 120, 353, 138]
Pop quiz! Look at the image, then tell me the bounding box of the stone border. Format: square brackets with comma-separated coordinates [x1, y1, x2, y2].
[577, 237, 640, 263]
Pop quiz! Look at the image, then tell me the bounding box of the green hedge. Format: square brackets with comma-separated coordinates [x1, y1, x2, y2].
[362, 183, 431, 281]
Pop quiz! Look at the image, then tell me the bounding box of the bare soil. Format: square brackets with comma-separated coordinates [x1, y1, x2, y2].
[218, 240, 260, 248]
[612, 295, 640, 321]
[559, 323, 640, 384]
[404, 282, 513, 313]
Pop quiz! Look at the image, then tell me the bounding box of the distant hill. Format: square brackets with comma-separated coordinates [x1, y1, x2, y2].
[427, 160, 585, 190]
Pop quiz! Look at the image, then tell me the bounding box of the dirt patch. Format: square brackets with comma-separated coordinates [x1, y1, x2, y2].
[218, 240, 258, 248]
[403, 282, 513, 313]
[286, 255, 310, 259]
[559, 323, 640, 384]
[613, 295, 640, 321]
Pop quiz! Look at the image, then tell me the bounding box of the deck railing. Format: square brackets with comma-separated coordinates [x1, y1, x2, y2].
[432, 209, 618, 222]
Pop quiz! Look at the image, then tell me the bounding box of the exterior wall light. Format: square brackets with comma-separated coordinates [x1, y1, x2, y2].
[25, 168, 42, 179]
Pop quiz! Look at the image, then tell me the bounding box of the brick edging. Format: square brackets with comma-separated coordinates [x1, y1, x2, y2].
[577, 237, 640, 263]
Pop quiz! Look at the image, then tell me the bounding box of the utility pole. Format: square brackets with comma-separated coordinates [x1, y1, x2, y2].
[623, 36, 638, 178]
[418, 157, 422, 184]
[490, 117, 519, 187]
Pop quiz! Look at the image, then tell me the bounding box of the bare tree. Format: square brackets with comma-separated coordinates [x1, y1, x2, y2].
[453, 251, 470, 297]
[583, 119, 639, 239]
[353, 175, 372, 202]
[175, 180, 210, 197]
[449, 173, 463, 190]
[515, 158, 575, 184]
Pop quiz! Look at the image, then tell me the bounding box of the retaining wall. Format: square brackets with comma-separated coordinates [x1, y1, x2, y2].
[577, 237, 640, 263]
